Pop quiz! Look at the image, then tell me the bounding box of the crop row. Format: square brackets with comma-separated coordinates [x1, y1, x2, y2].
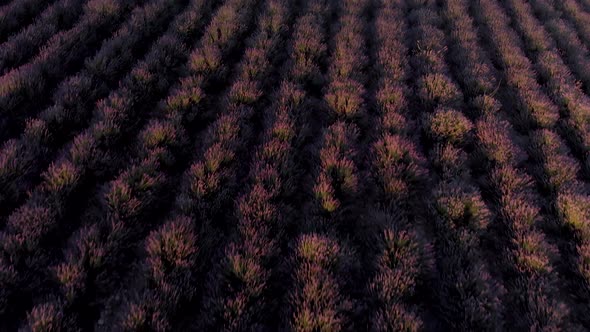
[539, 0, 590, 98]
[0, 0, 219, 328]
[34, 0, 287, 328]
[24, 0, 268, 326]
[0, 0, 588, 329]
[407, 0, 508, 329]
[552, 0, 590, 54]
[0, 0, 86, 75]
[0, 0, 141, 142]
[502, 0, 590, 327]
[446, 0, 581, 328]
[119, 0, 297, 329]
[470, 0, 578, 328]
[527, 0, 590, 178]
[0, 0, 54, 42]
[0, 0, 190, 223]
[359, 0, 431, 330]
[285, 0, 370, 330]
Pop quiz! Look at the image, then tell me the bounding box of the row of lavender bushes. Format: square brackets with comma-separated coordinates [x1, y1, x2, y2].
[0, 0, 219, 328]
[286, 0, 365, 330]
[0, 0, 140, 141]
[471, 0, 576, 328]
[120, 0, 296, 329]
[503, 0, 590, 327]
[0, 0, 189, 223]
[23, 0, 266, 327]
[0, 0, 86, 75]
[359, 0, 432, 330]
[0, 0, 54, 42]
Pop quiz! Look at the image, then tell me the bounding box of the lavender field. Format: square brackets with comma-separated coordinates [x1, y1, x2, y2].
[1, 0, 590, 330]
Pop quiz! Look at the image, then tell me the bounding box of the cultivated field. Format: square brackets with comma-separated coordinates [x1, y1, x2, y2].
[1, 0, 590, 330]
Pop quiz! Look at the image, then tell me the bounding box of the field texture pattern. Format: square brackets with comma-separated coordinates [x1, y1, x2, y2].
[1, 0, 590, 330]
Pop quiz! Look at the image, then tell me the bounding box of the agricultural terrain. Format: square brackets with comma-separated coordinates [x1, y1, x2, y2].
[1, 0, 590, 330]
